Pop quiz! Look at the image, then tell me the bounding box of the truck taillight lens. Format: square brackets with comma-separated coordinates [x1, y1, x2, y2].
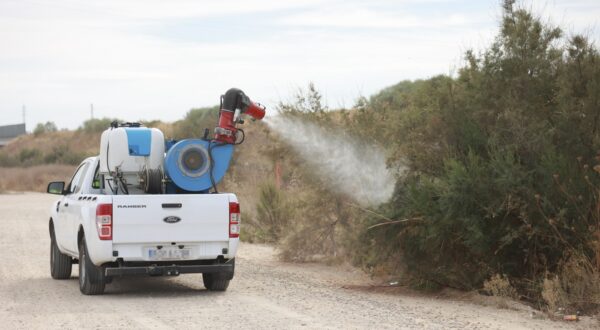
[229, 202, 240, 238]
[96, 203, 112, 240]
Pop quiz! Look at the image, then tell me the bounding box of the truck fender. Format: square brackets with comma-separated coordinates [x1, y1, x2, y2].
[50, 218, 70, 255]
[49, 218, 54, 237]
[77, 225, 85, 251]
[79, 224, 114, 266]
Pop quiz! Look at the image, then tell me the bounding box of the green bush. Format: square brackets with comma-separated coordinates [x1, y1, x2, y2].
[262, 0, 600, 312]
[43, 145, 86, 165]
[0, 153, 17, 167]
[33, 121, 58, 136]
[171, 107, 218, 139]
[347, 0, 600, 311]
[254, 181, 291, 243]
[79, 118, 120, 133]
[18, 148, 43, 166]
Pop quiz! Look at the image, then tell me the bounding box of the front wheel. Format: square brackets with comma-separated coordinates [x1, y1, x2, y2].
[50, 228, 72, 279]
[78, 236, 106, 295]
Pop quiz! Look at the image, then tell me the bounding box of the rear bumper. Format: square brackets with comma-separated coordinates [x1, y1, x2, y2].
[105, 263, 234, 277]
[91, 239, 239, 265]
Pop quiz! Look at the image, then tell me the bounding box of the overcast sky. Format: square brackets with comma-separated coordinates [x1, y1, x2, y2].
[1, 0, 599, 130]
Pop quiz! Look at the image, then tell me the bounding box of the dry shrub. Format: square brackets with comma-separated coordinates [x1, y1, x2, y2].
[274, 176, 356, 262]
[221, 122, 276, 215]
[0, 165, 75, 192]
[238, 212, 262, 243]
[594, 230, 600, 271]
[241, 118, 359, 262]
[542, 253, 600, 313]
[2, 130, 99, 158]
[542, 276, 567, 313]
[251, 184, 345, 263]
[278, 223, 321, 262]
[248, 181, 295, 243]
[483, 274, 519, 299]
[278, 217, 339, 263]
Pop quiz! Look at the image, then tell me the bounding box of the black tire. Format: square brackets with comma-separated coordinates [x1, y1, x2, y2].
[202, 274, 230, 291]
[50, 228, 72, 280]
[203, 259, 234, 291]
[78, 236, 106, 295]
[144, 168, 163, 194]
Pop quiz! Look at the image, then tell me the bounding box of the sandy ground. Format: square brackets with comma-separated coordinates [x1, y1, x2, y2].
[0, 192, 597, 330]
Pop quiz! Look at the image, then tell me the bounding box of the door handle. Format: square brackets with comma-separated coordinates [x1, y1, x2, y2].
[64, 203, 69, 207]
[162, 203, 182, 208]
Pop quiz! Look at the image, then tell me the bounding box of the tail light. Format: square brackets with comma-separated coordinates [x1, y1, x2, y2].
[229, 202, 240, 238]
[96, 203, 112, 240]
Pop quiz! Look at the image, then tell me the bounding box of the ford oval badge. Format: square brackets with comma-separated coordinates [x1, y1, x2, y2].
[163, 216, 181, 224]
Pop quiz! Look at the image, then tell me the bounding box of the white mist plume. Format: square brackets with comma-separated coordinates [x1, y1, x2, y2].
[265, 116, 397, 206]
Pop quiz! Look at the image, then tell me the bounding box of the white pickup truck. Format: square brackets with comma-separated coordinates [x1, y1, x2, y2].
[47, 156, 239, 295]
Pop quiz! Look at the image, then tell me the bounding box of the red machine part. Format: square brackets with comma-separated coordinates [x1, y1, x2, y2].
[245, 102, 266, 120]
[215, 110, 237, 144]
[214, 88, 265, 144]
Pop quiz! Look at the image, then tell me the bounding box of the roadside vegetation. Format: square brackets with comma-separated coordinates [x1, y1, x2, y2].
[0, 0, 597, 315]
[0, 165, 75, 193]
[245, 0, 600, 315]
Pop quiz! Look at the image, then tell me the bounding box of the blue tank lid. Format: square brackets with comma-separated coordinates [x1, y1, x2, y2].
[125, 128, 152, 156]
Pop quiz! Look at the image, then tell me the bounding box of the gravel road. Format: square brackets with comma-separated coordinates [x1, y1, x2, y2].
[0, 192, 596, 329]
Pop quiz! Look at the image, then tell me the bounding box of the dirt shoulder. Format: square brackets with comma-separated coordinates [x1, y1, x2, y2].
[0, 192, 596, 329]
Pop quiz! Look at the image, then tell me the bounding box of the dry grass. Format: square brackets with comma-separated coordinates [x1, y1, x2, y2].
[2, 130, 99, 156]
[221, 121, 275, 215]
[541, 252, 600, 314]
[0, 165, 75, 193]
[483, 274, 519, 299]
[541, 276, 566, 313]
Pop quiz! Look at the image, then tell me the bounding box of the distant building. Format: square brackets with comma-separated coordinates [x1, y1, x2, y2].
[0, 123, 26, 147]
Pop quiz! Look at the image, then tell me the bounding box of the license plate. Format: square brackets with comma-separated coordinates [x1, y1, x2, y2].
[147, 247, 191, 260]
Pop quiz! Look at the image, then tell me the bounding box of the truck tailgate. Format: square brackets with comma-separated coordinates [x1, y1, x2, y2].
[111, 194, 230, 244]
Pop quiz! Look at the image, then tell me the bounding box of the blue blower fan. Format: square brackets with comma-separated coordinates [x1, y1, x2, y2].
[164, 139, 234, 192]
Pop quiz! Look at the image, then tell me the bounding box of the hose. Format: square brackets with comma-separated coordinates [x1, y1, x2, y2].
[235, 129, 245, 145]
[207, 140, 229, 194]
[106, 141, 117, 195]
[106, 135, 129, 195]
[107, 179, 116, 195]
[119, 176, 129, 195]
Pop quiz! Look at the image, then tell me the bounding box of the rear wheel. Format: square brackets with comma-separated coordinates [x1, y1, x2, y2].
[78, 236, 106, 295]
[50, 227, 72, 279]
[203, 259, 234, 291]
[202, 274, 230, 291]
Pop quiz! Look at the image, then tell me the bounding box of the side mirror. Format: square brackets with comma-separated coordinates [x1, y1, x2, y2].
[47, 181, 66, 195]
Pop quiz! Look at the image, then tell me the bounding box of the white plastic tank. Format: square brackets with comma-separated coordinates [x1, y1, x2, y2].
[99, 127, 165, 175]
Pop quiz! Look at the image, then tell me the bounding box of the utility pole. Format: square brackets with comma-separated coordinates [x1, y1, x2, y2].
[22, 105, 26, 127]
[91, 103, 94, 120]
